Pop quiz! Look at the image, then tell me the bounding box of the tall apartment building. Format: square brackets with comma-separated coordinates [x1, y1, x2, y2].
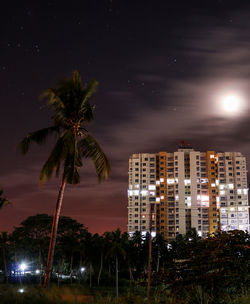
[127, 147, 250, 239]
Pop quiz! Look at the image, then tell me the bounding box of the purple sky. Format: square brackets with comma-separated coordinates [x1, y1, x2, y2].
[1, 0, 250, 233]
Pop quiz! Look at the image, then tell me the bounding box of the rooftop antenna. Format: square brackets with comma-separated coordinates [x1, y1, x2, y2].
[179, 140, 192, 149]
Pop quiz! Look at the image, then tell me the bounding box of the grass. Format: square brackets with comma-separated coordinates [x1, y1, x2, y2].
[0, 284, 249, 304]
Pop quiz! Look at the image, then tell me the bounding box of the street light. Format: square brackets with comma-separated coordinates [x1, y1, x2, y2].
[80, 267, 85, 272]
[19, 263, 27, 272]
[17, 288, 24, 293]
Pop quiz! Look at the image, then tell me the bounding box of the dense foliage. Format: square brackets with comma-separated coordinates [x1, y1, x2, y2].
[0, 214, 249, 303]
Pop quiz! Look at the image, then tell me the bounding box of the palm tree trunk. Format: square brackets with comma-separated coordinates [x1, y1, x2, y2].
[78, 254, 82, 285]
[44, 179, 66, 287]
[38, 245, 42, 286]
[108, 263, 111, 277]
[70, 252, 73, 284]
[156, 250, 160, 273]
[147, 203, 153, 300]
[1, 234, 8, 284]
[89, 263, 92, 288]
[115, 256, 119, 298]
[129, 267, 134, 281]
[97, 253, 103, 286]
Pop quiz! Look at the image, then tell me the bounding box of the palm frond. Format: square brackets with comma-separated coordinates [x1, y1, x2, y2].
[0, 190, 10, 209]
[18, 126, 60, 154]
[78, 133, 111, 182]
[79, 80, 98, 122]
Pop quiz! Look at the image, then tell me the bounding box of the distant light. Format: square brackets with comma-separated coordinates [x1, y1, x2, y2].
[19, 263, 27, 272]
[35, 269, 40, 274]
[80, 267, 85, 272]
[18, 288, 24, 293]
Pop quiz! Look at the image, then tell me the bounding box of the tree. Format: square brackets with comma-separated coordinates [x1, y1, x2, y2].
[0, 232, 9, 283]
[106, 230, 128, 298]
[18, 71, 110, 286]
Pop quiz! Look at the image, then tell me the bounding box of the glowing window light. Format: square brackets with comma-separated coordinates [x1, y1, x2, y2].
[216, 179, 219, 185]
[160, 195, 164, 199]
[210, 155, 215, 159]
[156, 197, 160, 202]
[149, 191, 155, 196]
[167, 179, 174, 184]
[237, 189, 242, 194]
[175, 178, 179, 183]
[184, 179, 191, 185]
[201, 195, 209, 202]
[135, 184, 140, 189]
[148, 185, 156, 190]
[175, 195, 179, 200]
[156, 180, 160, 185]
[243, 189, 248, 195]
[133, 190, 139, 195]
[219, 185, 225, 190]
[216, 197, 220, 202]
[228, 184, 234, 189]
[187, 201, 191, 207]
[220, 190, 225, 195]
[197, 195, 201, 200]
[151, 231, 156, 238]
[211, 183, 216, 187]
[221, 208, 226, 213]
[160, 178, 164, 183]
[201, 201, 209, 207]
[201, 178, 208, 184]
[128, 190, 133, 196]
[230, 207, 235, 211]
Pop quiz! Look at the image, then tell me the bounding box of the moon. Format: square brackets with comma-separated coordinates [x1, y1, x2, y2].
[222, 95, 240, 113]
[217, 93, 246, 116]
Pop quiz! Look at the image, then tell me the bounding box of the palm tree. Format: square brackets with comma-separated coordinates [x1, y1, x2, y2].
[0, 189, 9, 209]
[106, 229, 128, 298]
[0, 232, 9, 283]
[18, 71, 110, 286]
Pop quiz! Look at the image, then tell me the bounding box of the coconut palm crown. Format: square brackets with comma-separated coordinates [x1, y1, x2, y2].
[18, 71, 110, 286]
[19, 71, 110, 184]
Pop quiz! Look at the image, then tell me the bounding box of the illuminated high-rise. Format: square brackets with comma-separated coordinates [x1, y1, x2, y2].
[127, 147, 249, 239]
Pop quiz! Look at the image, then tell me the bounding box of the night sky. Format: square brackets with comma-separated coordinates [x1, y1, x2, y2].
[1, 0, 250, 233]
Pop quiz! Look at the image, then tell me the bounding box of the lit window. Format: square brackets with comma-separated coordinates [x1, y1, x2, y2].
[148, 185, 156, 190]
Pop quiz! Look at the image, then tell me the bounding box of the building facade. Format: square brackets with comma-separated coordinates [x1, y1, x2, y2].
[127, 147, 250, 239]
